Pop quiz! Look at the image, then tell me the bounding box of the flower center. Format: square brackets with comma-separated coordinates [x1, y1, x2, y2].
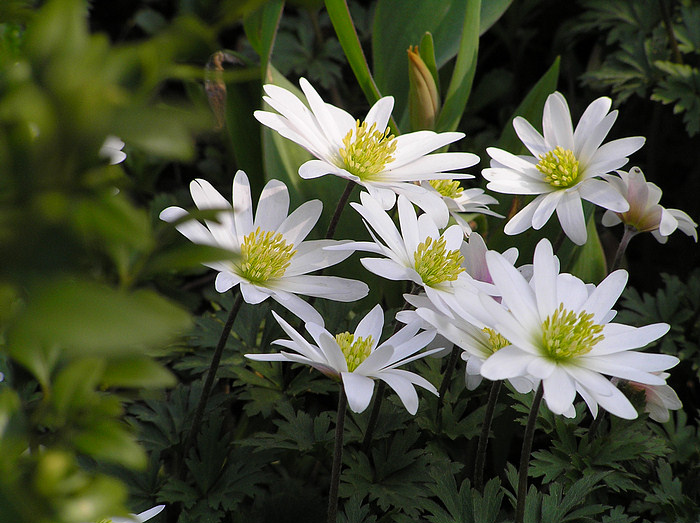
[429, 179, 463, 199]
[239, 227, 296, 284]
[482, 327, 510, 354]
[335, 332, 374, 372]
[413, 236, 465, 286]
[536, 146, 580, 188]
[541, 304, 604, 361]
[338, 120, 396, 180]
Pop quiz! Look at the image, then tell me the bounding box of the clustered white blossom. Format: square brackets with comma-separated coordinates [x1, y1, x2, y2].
[163, 81, 694, 421]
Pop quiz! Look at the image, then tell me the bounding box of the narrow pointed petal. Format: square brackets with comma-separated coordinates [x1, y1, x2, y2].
[342, 372, 376, 413]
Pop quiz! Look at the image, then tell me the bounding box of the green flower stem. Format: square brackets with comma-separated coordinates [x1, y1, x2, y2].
[436, 346, 461, 424]
[327, 385, 348, 523]
[325, 180, 356, 239]
[515, 382, 544, 523]
[178, 292, 243, 478]
[611, 224, 636, 272]
[361, 380, 385, 452]
[474, 379, 503, 491]
[361, 284, 419, 451]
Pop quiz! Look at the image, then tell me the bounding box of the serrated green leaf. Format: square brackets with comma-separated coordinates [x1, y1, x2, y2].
[101, 357, 175, 389]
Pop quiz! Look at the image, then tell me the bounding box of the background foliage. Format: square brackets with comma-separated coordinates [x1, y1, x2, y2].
[1, 0, 698, 522]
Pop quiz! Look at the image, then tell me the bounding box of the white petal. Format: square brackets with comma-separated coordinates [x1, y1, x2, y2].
[542, 92, 574, 150]
[532, 191, 564, 230]
[277, 199, 322, 245]
[513, 117, 547, 157]
[232, 170, 254, 238]
[273, 275, 369, 302]
[215, 271, 242, 293]
[578, 178, 629, 212]
[364, 96, 394, 132]
[254, 179, 290, 231]
[390, 131, 465, 168]
[556, 190, 587, 245]
[480, 346, 536, 380]
[593, 323, 670, 355]
[271, 291, 324, 325]
[342, 372, 376, 413]
[378, 372, 420, 414]
[581, 270, 627, 322]
[543, 367, 577, 415]
[354, 304, 385, 343]
[503, 196, 543, 236]
[533, 239, 558, 319]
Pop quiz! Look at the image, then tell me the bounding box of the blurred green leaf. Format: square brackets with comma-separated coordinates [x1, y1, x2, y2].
[325, 0, 385, 108]
[244, 0, 284, 74]
[144, 242, 238, 276]
[566, 214, 607, 283]
[74, 420, 147, 469]
[435, 0, 480, 133]
[7, 279, 191, 361]
[497, 56, 560, 153]
[101, 357, 176, 389]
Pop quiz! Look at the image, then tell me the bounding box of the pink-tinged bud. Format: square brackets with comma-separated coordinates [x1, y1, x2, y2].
[602, 167, 698, 243]
[407, 46, 440, 131]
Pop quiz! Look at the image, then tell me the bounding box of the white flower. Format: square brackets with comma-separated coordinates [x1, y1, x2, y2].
[254, 78, 479, 227]
[246, 305, 440, 414]
[99, 135, 126, 165]
[421, 180, 503, 236]
[414, 299, 535, 394]
[602, 167, 698, 243]
[159, 170, 368, 326]
[337, 192, 478, 314]
[482, 92, 642, 245]
[477, 238, 678, 419]
[90, 505, 164, 523]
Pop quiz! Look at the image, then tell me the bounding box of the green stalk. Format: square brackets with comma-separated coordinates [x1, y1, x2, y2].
[474, 379, 502, 491]
[327, 386, 348, 523]
[178, 292, 243, 478]
[515, 382, 544, 523]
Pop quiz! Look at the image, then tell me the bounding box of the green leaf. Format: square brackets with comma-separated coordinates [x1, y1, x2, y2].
[434, 0, 480, 133]
[565, 213, 607, 284]
[101, 357, 176, 389]
[73, 420, 147, 469]
[497, 56, 560, 153]
[325, 0, 384, 106]
[243, 0, 284, 74]
[7, 279, 191, 360]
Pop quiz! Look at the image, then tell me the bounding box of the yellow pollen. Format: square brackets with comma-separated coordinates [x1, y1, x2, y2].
[541, 304, 604, 361]
[429, 179, 464, 199]
[335, 332, 374, 372]
[482, 327, 510, 354]
[239, 227, 296, 284]
[413, 236, 465, 287]
[536, 146, 580, 188]
[338, 120, 397, 180]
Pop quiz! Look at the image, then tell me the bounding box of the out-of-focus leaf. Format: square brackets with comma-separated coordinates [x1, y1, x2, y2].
[73, 420, 147, 469]
[434, 0, 480, 133]
[72, 191, 153, 251]
[497, 56, 560, 153]
[144, 243, 238, 276]
[7, 279, 192, 360]
[566, 214, 607, 284]
[243, 0, 284, 74]
[52, 358, 105, 417]
[101, 357, 176, 389]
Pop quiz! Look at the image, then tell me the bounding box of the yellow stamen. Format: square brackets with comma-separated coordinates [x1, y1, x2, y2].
[414, 236, 465, 286]
[536, 146, 580, 188]
[541, 304, 604, 361]
[429, 179, 464, 199]
[335, 332, 375, 372]
[338, 120, 396, 180]
[239, 227, 296, 284]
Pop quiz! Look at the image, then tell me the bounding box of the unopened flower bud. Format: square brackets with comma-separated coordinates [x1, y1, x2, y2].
[407, 45, 440, 130]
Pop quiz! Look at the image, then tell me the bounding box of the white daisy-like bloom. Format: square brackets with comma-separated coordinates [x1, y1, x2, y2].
[336, 192, 479, 315]
[482, 91, 643, 245]
[246, 305, 440, 414]
[415, 298, 535, 394]
[99, 135, 127, 165]
[421, 180, 503, 236]
[601, 167, 698, 244]
[477, 238, 678, 419]
[90, 505, 164, 523]
[159, 170, 368, 326]
[254, 78, 479, 227]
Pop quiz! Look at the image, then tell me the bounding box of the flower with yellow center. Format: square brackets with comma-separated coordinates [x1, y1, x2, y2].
[483, 91, 642, 245]
[477, 238, 678, 419]
[160, 170, 368, 326]
[246, 305, 440, 414]
[330, 192, 479, 316]
[254, 77, 480, 228]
